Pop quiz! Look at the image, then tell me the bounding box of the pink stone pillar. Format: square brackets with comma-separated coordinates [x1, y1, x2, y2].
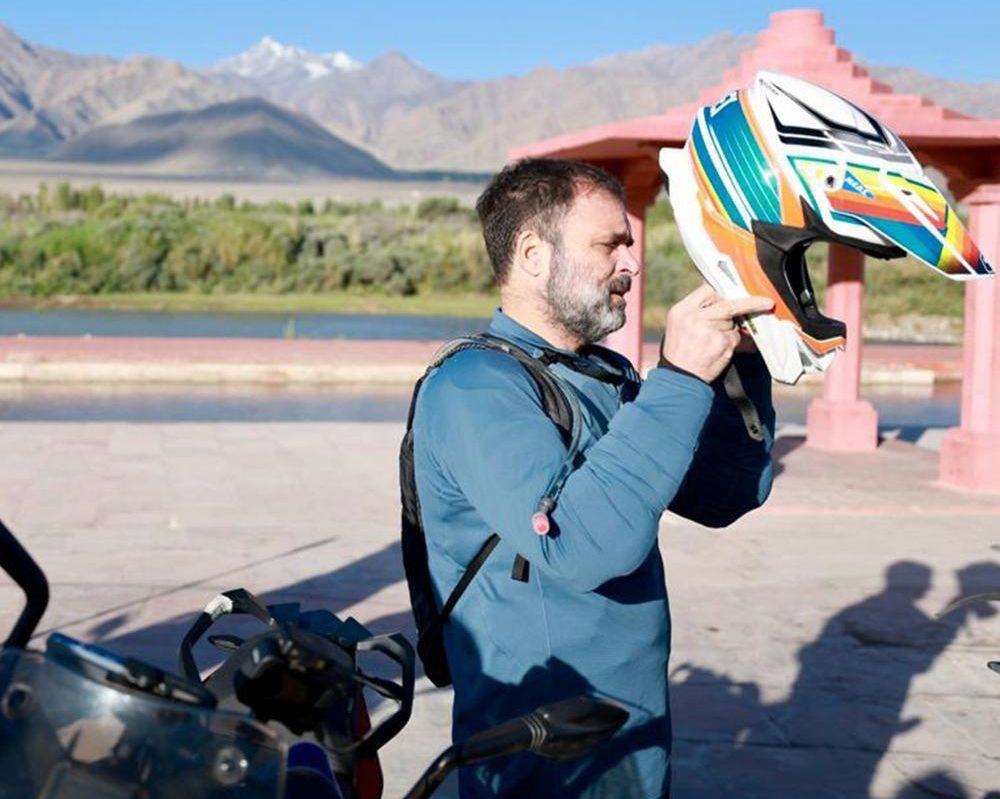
[806, 244, 879, 451]
[940, 184, 1000, 492]
[604, 167, 658, 371]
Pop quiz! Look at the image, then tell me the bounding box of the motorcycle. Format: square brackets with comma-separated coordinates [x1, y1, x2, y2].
[0, 519, 628, 798]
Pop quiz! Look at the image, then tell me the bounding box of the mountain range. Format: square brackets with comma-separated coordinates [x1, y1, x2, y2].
[1, 23, 997, 176]
[53, 98, 396, 180]
[0, 24, 233, 157]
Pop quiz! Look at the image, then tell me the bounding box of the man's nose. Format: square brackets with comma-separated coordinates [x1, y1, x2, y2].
[618, 245, 641, 276]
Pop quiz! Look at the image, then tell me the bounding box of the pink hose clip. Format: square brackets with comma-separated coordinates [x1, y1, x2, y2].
[532, 497, 556, 536]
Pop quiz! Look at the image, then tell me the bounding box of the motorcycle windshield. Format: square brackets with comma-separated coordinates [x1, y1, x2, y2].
[0, 649, 285, 799]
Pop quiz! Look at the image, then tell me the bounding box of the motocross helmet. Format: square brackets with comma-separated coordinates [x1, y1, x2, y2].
[660, 70, 994, 384]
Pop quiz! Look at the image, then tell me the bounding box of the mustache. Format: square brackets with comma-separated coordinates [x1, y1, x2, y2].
[608, 276, 632, 295]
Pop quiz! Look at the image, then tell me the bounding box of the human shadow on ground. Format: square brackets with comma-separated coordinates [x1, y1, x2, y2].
[670, 559, 1000, 798]
[97, 546, 999, 797]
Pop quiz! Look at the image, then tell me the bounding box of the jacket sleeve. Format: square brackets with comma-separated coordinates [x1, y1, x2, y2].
[413, 349, 714, 592]
[666, 352, 775, 528]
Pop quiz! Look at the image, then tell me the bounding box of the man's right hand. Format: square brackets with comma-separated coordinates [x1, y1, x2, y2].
[661, 284, 774, 383]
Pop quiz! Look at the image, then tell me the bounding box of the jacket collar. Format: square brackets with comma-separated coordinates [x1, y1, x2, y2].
[486, 308, 576, 359]
[485, 309, 630, 387]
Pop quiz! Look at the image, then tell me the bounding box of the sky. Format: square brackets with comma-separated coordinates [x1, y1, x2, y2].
[3, 0, 998, 83]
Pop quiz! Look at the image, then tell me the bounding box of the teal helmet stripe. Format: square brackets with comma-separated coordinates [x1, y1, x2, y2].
[734, 123, 782, 221]
[706, 122, 760, 219]
[704, 99, 781, 223]
[852, 216, 945, 270]
[729, 126, 777, 220]
[691, 116, 748, 231]
[705, 122, 759, 224]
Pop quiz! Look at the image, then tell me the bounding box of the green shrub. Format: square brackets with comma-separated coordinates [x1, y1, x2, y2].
[415, 196, 462, 220]
[0, 186, 972, 324]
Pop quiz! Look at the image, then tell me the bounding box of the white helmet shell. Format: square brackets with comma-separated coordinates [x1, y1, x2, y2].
[661, 71, 993, 384]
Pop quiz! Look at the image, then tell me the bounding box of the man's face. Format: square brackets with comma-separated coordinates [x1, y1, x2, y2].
[544, 187, 639, 345]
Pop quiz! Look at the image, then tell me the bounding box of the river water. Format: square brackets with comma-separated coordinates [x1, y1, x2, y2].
[0, 381, 960, 430]
[0, 308, 491, 341]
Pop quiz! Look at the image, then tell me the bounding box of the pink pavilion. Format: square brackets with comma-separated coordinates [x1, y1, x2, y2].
[512, 9, 1000, 492]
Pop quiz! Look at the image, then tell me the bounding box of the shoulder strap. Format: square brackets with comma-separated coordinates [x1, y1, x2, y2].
[438, 533, 500, 624]
[404, 336, 482, 431]
[476, 333, 576, 445]
[407, 333, 576, 444]
[405, 334, 580, 627]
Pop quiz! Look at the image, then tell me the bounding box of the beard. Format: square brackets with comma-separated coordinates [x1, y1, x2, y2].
[544, 245, 631, 345]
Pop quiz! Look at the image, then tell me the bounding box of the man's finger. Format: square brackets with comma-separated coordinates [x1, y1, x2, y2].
[704, 295, 774, 320]
[680, 282, 718, 309]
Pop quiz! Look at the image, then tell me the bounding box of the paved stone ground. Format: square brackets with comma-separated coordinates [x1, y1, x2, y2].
[0, 421, 997, 798]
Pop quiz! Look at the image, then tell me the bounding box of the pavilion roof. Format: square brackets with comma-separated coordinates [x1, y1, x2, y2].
[512, 9, 1000, 170]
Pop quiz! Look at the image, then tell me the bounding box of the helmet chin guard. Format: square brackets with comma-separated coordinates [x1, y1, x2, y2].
[661, 71, 994, 385]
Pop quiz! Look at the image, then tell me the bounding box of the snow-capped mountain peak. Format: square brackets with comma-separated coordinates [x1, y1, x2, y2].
[211, 36, 361, 81]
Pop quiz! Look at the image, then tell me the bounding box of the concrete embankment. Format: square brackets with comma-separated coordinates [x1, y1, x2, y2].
[0, 335, 964, 385]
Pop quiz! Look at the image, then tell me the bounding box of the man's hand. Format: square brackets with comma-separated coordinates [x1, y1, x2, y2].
[734, 326, 759, 355]
[661, 284, 773, 383]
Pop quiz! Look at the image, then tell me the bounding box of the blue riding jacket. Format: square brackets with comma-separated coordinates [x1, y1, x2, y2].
[411, 309, 775, 798]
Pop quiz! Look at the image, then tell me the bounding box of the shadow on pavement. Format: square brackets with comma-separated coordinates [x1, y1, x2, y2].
[429, 621, 666, 799]
[772, 434, 806, 478]
[671, 559, 1000, 798]
[100, 547, 999, 798]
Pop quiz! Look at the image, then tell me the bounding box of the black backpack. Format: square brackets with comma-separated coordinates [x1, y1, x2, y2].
[399, 333, 601, 687]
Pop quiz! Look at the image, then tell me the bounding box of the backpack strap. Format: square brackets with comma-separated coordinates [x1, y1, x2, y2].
[536, 349, 625, 385]
[475, 333, 577, 446]
[401, 334, 584, 685]
[473, 334, 589, 533]
[438, 533, 501, 624]
[405, 334, 576, 444]
[407, 334, 582, 607]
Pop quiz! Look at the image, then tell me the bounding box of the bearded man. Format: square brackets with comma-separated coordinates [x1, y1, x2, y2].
[410, 158, 775, 798]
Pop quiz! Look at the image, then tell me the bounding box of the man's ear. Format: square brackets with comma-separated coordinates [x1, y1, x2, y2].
[512, 229, 550, 279]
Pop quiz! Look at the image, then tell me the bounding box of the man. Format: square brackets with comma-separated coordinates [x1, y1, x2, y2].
[411, 158, 775, 797]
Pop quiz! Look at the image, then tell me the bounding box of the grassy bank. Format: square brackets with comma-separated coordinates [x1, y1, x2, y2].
[0, 183, 968, 335]
[5, 290, 502, 318]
